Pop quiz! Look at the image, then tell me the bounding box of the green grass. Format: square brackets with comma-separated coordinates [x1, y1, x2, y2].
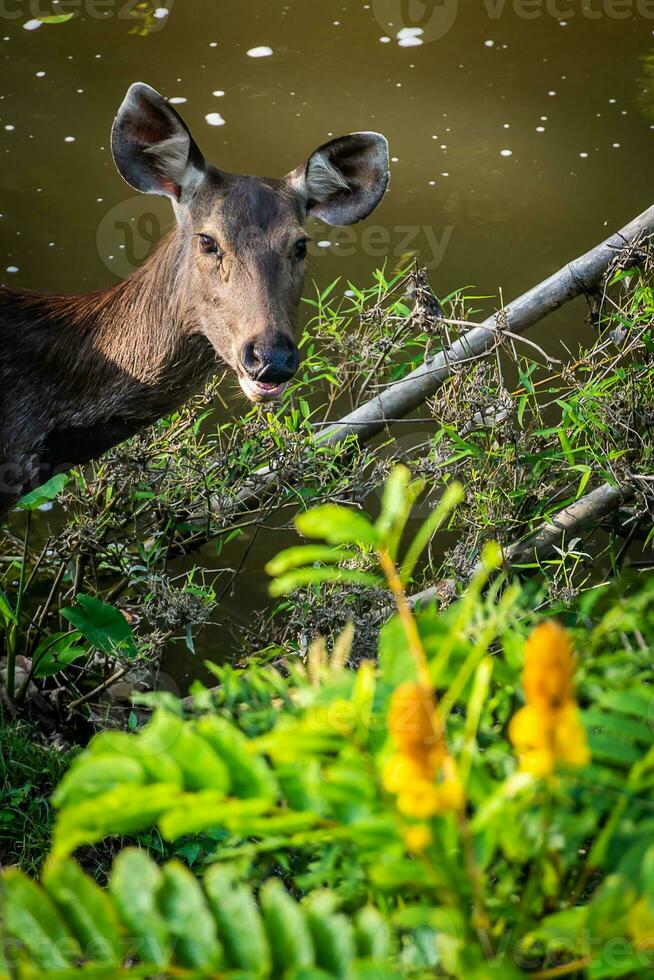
[0, 714, 71, 874]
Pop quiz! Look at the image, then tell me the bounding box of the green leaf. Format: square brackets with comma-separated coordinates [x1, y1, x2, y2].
[51, 784, 183, 860]
[109, 849, 169, 967]
[159, 795, 269, 840]
[261, 878, 315, 973]
[378, 614, 417, 687]
[32, 632, 86, 678]
[588, 948, 645, 979]
[399, 481, 464, 583]
[17, 474, 68, 510]
[305, 891, 356, 979]
[139, 711, 231, 794]
[53, 755, 146, 809]
[89, 729, 184, 787]
[375, 465, 422, 560]
[2, 868, 79, 970]
[60, 595, 137, 658]
[158, 861, 222, 970]
[195, 715, 278, 800]
[204, 866, 271, 973]
[295, 504, 379, 548]
[270, 568, 381, 597]
[38, 12, 76, 23]
[587, 731, 642, 768]
[44, 859, 121, 965]
[354, 906, 395, 961]
[266, 545, 357, 577]
[527, 906, 588, 947]
[0, 587, 16, 626]
[597, 689, 652, 720]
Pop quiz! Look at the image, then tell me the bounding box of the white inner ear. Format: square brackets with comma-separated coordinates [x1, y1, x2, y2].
[143, 132, 203, 193]
[305, 151, 350, 201]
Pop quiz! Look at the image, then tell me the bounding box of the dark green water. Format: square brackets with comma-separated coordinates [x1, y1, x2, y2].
[1, 0, 653, 685]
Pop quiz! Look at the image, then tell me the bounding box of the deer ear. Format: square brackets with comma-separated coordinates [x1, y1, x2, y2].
[111, 82, 206, 202]
[290, 132, 390, 226]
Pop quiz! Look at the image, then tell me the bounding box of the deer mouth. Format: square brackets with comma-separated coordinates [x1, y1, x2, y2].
[238, 374, 288, 402]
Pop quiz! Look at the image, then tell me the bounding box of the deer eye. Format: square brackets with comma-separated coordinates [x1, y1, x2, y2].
[294, 237, 309, 260]
[199, 233, 220, 256]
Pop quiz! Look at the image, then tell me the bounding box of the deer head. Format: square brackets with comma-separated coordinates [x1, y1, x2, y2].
[111, 83, 390, 401]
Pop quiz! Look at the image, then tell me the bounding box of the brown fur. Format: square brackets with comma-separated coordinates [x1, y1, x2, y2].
[0, 230, 216, 511]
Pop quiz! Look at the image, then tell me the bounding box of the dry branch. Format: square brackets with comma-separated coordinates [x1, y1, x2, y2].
[409, 481, 644, 607]
[316, 204, 654, 446]
[499, 483, 634, 569]
[215, 203, 654, 517]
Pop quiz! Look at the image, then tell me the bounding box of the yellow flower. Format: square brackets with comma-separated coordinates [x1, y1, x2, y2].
[523, 621, 574, 711]
[385, 682, 464, 818]
[397, 769, 465, 818]
[405, 824, 433, 852]
[554, 702, 591, 768]
[509, 623, 590, 777]
[388, 682, 445, 758]
[382, 752, 428, 793]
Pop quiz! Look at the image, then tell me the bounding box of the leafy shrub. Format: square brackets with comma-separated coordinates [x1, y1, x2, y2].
[0, 720, 71, 875]
[1, 468, 653, 978]
[2, 851, 397, 978]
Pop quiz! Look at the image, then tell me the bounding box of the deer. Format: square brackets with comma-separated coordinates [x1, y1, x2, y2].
[0, 83, 390, 521]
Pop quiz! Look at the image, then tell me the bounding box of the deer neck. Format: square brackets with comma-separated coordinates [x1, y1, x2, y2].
[42, 232, 216, 422]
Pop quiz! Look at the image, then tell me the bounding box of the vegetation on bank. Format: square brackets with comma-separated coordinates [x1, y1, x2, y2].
[1, 476, 654, 977]
[0, 251, 652, 977]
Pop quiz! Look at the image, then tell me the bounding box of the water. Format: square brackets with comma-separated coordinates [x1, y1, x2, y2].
[1, 0, 653, 685]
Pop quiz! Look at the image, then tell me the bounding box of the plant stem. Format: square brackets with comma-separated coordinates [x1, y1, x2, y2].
[378, 548, 431, 688]
[66, 665, 129, 716]
[5, 513, 31, 702]
[531, 958, 590, 978]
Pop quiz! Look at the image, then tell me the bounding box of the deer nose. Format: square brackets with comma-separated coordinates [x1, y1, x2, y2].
[239, 336, 300, 383]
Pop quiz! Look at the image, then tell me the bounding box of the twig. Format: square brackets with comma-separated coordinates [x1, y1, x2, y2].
[66, 666, 129, 717]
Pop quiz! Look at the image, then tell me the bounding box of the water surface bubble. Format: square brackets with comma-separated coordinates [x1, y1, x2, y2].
[205, 112, 225, 126]
[247, 46, 273, 58]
